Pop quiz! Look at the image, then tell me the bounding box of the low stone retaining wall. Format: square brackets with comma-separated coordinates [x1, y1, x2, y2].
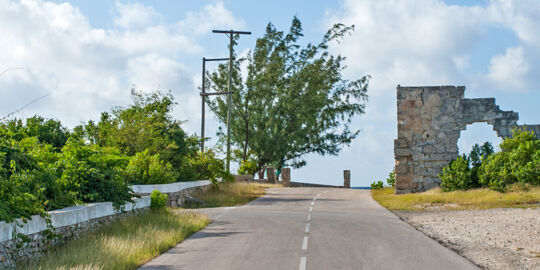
[289, 181, 343, 188]
[132, 180, 211, 207]
[0, 180, 211, 268]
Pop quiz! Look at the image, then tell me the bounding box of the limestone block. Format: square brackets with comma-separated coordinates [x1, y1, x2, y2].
[281, 168, 291, 187]
[343, 170, 350, 188]
[267, 168, 276, 184]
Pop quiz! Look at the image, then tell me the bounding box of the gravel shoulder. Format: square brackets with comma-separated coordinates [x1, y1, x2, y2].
[394, 208, 540, 270]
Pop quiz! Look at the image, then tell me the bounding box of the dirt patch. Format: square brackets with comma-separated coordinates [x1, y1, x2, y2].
[394, 208, 540, 270]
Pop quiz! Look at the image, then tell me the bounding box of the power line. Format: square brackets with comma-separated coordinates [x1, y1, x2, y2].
[1, 91, 54, 120]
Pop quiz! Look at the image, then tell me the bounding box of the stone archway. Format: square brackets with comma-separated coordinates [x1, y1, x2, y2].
[394, 85, 540, 194]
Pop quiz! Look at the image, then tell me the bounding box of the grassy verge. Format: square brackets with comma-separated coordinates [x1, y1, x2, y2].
[372, 186, 540, 211]
[22, 209, 210, 270]
[189, 182, 280, 208]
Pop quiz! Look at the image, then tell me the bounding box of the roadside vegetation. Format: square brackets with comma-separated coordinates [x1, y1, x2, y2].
[372, 128, 539, 210]
[188, 182, 279, 208]
[20, 209, 210, 270]
[0, 90, 228, 223]
[372, 185, 540, 211]
[440, 128, 539, 192]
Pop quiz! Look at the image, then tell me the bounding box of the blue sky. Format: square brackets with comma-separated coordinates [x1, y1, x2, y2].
[1, 0, 539, 186]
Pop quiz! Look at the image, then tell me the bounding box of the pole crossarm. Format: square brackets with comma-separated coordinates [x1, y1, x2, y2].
[204, 58, 230, 62]
[200, 91, 232, 96]
[212, 30, 252, 35]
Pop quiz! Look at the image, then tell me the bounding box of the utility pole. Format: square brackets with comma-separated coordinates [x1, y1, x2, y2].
[200, 57, 229, 153]
[212, 29, 251, 173]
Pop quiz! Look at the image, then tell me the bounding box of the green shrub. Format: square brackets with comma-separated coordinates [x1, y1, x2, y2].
[440, 155, 472, 191]
[124, 150, 178, 185]
[371, 180, 383, 190]
[150, 190, 168, 209]
[238, 159, 257, 176]
[479, 128, 539, 191]
[0, 137, 60, 221]
[439, 142, 494, 192]
[76, 90, 200, 182]
[56, 138, 133, 209]
[386, 171, 395, 187]
[187, 150, 228, 185]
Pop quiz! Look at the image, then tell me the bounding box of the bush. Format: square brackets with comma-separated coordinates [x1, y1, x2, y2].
[386, 171, 395, 187]
[238, 159, 257, 176]
[124, 150, 178, 185]
[440, 142, 494, 192]
[440, 155, 472, 191]
[479, 128, 539, 191]
[440, 129, 539, 192]
[187, 150, 228, 185]
[76, 90, 200, 182]
[0, 137, 61, 222]
[56, 138, 133, 210]
[371, 180, 383, 190]
[150, 190, 168, 209]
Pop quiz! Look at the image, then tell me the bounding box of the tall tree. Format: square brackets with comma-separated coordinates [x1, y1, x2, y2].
[208, 17, 369, 177]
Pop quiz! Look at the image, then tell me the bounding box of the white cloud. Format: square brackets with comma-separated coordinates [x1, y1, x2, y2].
[114, 2, 161, 29]
[176, 2, 246, 36]
[0, 0, 242, 133]
[293, 0, 540, 185]
[487, 46, 529, 91]
[486, 0, 540, 46]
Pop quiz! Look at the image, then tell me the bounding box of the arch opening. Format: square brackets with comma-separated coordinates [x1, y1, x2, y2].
[458, 122, 501, 156]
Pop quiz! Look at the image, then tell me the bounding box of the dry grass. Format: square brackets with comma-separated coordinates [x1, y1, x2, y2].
[21, 209, 210, 270]
[371, 186, 540, 211]
[189, 182, 281, 208]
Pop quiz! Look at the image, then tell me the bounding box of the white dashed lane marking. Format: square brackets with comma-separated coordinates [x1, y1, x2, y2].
[299, 256, 306, 270]
[302, 236, 309, 250]
[299, 191, 328, 270]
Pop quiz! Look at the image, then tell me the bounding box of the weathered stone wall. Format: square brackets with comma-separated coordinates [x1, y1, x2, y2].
[0, 209, 147, 268]
[1, 180, 211, 268]
[395, 85, 539, 194]
[234, 174, 254, 182]
[134, 185, 210, 207]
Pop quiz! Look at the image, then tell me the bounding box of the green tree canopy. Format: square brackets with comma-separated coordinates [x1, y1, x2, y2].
[74, 90, 199, 181]
[208, 17, 369, 176]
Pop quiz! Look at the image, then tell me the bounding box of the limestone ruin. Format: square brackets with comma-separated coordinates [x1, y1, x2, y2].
[394, 85, 540, 194]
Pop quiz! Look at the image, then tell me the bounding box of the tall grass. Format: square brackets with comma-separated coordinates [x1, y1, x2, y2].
[21, 209, 210, 270]
[189, 182, 279, 208]
[372, 186, 540, 211]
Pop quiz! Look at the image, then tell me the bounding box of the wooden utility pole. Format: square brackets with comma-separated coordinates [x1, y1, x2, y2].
[212, 29, 251, 173]
[200, 57, 229, 153]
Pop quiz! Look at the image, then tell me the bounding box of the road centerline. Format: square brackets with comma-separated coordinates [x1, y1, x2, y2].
[299, 256, 307, 270]
[302, 236, 309, 250]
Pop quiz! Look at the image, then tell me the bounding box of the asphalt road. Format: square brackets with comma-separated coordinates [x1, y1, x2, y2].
[139, 187, 478, 270]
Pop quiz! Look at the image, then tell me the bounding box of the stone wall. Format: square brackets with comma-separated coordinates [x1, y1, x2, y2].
[133, 184, 210, 208]
[1, 180, 211, 268]
[289, 182, 343, 188]
[395, 85, 539, 194]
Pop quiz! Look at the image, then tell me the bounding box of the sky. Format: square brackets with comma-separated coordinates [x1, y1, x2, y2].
[1, 0, 539, 187]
